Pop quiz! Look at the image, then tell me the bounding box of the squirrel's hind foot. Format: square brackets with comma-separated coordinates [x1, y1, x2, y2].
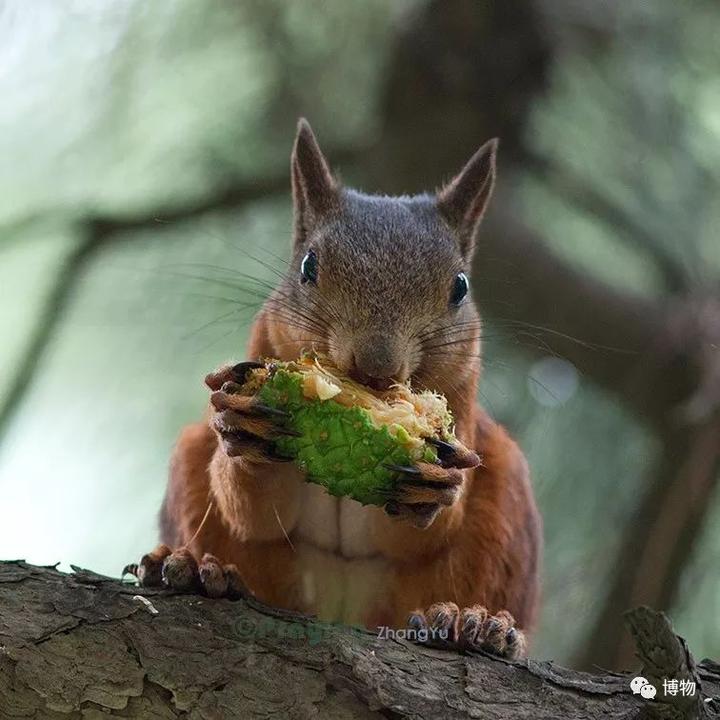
[408, 602, 526, 660]
[123, 545, 247, 600]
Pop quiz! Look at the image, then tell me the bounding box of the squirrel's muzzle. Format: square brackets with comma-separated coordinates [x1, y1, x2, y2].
[343, 335, 409, 390]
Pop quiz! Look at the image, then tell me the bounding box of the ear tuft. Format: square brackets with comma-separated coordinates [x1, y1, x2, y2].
[291, 119, 338, 244]
[437, 138, 498, 260]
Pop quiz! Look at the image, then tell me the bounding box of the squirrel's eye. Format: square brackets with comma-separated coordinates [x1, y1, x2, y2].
[450, 272, 469, 306]
[300, 250, 318, 284]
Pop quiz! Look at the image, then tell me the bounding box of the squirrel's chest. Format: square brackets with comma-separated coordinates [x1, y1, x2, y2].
[292, 483, 388, 625]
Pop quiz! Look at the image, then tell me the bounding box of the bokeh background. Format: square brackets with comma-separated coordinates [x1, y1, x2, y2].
[1, 0, 719, 670]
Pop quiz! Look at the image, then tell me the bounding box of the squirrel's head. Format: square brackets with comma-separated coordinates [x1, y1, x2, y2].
[270, 119, 496, 400]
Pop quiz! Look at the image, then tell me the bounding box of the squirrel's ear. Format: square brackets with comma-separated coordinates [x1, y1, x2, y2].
[437, 138, 498, 261]
[291, 118, 338, 244]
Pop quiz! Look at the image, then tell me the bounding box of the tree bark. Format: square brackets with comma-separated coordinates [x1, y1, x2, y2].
[0, 562, 717, 720]
[1, 0, 718, 678]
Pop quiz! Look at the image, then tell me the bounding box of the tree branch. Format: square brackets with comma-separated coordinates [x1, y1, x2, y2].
[626, 606, 711, 719]
[0, 171, 297, 446]
[1, 562, 717, 718]
[521, 150, 690, 294]
[1, 0, 718, 680]
[0, 234, 97, 444]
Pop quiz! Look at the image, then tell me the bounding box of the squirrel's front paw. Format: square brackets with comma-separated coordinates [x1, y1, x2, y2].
[383, 439, 480, 529]
[123, 545, 247, 599]
[408, 602, 526, 660]
[205, 361, 299, 464]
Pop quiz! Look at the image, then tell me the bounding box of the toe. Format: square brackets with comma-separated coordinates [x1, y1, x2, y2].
[199, 553, 228, 598]
[475, 610, 525, 659]
[385, 461, 463, 509]
[395, 483, 459, 507]
[213, 408, 295, 441]
[459, 605, 489, 647]
[407, 609, 428, 634]
[210, 392, 254, 413]
[390, 462, 463, 507]
[427, 438, 481, 469]
[426, 601, 460, 642]
[497, 612, 526, 660]
[205, 361, 265, 391]
[123, 544, 171, 587]
[503, 626, 526, 660]
[384, 501, 442, 529]
[211, 392, 291, 421]
[214, 423, 277, 462]
[162, 548, 200, 592]
[205, 365, 238, 391]
[415, 462, 464, 486]
[384, 462, 463, 487]
[384, 455, 465, 511]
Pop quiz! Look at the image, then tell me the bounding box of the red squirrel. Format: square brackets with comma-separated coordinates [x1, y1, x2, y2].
[126, 119, 541, 659]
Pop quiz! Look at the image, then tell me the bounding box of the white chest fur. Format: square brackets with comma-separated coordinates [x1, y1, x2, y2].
[295, 483, 379, 557]
[292, 483, 387, 624]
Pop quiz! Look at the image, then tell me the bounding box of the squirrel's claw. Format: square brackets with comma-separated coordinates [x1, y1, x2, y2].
[427, 438, 481, 470]
[253, 403, 292, 420]
[231, 360, 265, 381]
[122, 544, 171, 587]
[204, 360, 265, 391]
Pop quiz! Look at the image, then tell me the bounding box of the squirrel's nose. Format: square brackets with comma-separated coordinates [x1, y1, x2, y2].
[346, 342, 408, 390]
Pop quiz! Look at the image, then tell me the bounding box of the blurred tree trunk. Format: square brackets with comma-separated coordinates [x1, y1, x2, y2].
[579, 417, 720, 669]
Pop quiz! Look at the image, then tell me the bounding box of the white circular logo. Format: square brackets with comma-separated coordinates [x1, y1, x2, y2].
[640, 684, 657, 699]
[630, 676, 648, 694]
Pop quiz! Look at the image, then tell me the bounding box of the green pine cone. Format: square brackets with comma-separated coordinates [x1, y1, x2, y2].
[241, 357, 459, 506]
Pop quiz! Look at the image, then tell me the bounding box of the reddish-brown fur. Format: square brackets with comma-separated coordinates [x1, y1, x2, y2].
[154, 120, 541, 645]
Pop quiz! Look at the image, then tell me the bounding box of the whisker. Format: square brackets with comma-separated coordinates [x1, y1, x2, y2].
[421, 335, 483, 353]
[181, 308, 251, 341]
[265, 301, 332, 337]
[416, 317, 484, 338]
[164, 291, 265, 309]
[156, 269, 278, 298]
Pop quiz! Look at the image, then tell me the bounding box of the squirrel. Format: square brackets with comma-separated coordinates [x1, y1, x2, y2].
[125, 119, 541, 660]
